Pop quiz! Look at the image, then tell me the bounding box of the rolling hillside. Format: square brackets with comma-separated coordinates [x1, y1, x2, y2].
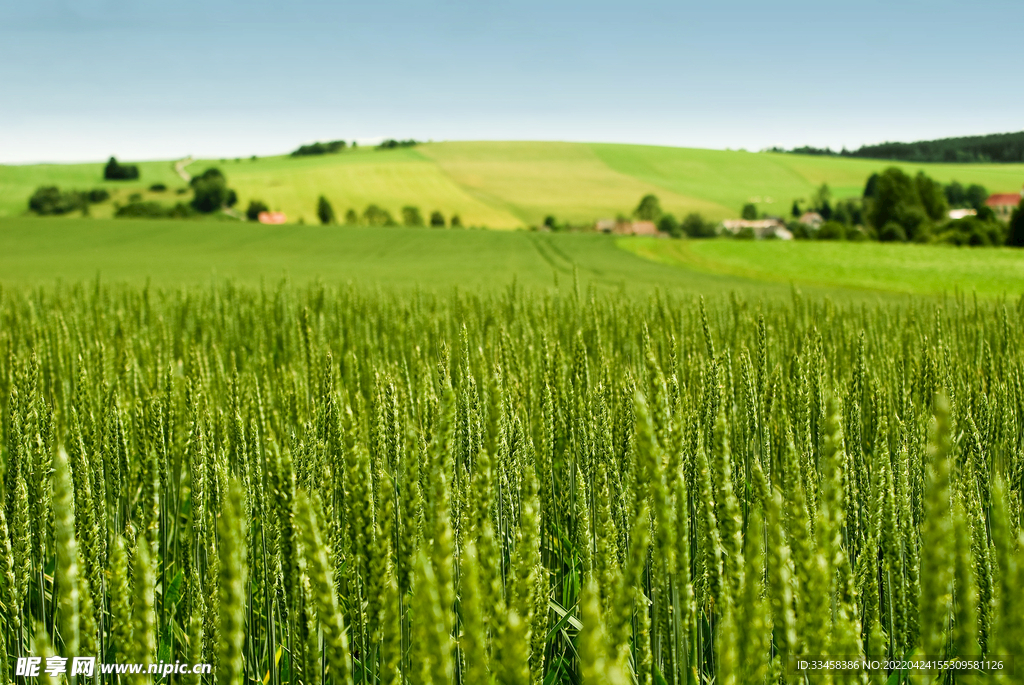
[3, 142, 1023, 227]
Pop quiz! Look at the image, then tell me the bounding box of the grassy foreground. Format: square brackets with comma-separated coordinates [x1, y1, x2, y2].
[3, 218, 1024, 299]
[4, 142, 1023, 226]
[0, 280, 1021, 684]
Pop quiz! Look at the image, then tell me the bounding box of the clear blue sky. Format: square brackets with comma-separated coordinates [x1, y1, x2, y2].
[1, 0, 1020, 163]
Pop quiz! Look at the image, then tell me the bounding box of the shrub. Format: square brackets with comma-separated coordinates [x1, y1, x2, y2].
[934, 217, 1006, 247]
[28, 186, 85, 215]
[817, 221, 846, 240]
[363, 204, 395, 226]
[318, 196, 336, 225]
[150, 183, 167, 192]
[29, 186, 115, 215]
[879, 221, 907, 242]
[104, 156, 139, 180]
[450, 214, 463, 228]
[429, 211, 445, 227]
[735, 226, 757, 240]
[344, 209, 359, 225]
[789, 221, 814, 240]
[657, 214, 681, 237]
[681, 212, 716, 238]
[246, 200, 269, 221]
[741, 203, 757, 220]
[847, 226, 871, 242]
[402, 206, 424, 227]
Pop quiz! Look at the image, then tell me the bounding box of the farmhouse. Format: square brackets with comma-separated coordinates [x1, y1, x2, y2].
[721, 218, 793, 240]
[596, 219, 662, 236]
[258, 211, 287, 225]
[985, 187, 1023, 220]
[798, 211, 824, 228]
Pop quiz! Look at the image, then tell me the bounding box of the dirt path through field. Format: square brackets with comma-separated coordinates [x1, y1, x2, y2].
[174, 157, 194, 182]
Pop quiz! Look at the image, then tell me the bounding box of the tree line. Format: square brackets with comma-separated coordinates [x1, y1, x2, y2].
[773, 130, 1024, 164]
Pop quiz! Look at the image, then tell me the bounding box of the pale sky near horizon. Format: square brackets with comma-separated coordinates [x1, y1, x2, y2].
[1, 0, 1020, 164]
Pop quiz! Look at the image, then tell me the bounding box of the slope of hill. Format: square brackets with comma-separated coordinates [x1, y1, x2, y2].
[3, 142, 1023, 226]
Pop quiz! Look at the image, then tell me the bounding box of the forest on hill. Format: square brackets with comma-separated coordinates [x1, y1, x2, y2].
[782, 131, 1024, 164]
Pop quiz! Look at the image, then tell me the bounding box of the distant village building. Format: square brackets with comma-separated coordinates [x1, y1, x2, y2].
[985, 187, 1023, 220]
[258, 211, 287, 225]
[798, 212, 824, 228]
[721, 218, 793, 240]
[596, 219, 663, 236]
[948, 208, 977, 220]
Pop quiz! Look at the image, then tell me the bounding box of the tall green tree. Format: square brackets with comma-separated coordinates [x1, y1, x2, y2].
[317, 196, 336, 224]
[634, 194, 662, 221]
[402, 206, 424, 227]
[741, 203, 757, 220]
[868, 167, 927, 241]
[915, 171, 949, 221]
[1008, 199, 1024, 247]
[190, 168, 232, 213]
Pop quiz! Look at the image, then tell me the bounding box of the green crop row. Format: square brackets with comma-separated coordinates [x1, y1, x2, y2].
[0, 282, 1021, 684]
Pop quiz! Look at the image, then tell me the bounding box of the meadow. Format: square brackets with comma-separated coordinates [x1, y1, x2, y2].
[2, 218, 1024, 300]
[3, 142, 1023, 227]
[620, 238, 1024, 299]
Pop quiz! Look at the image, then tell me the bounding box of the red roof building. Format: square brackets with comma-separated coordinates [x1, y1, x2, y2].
[986, 188, 1023, 219]
[258, 211, 287, 225]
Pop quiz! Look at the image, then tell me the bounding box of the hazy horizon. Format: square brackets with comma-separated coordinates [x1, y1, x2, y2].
[2, 0, 1020, 164]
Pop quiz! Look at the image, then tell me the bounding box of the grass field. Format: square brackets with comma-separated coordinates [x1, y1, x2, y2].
[619, 237, 1024, 298]
[3, 142, 1022, 227]
[2, 217, 1023, 299]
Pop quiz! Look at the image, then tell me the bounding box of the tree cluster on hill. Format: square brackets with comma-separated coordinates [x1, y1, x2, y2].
[774, 130, 1024, 163]
[943, 181, 989, 209]
[189, 167, 237, 213]
[290, 140, 348, 157]
[786, 168, 1013, 246]
[104, 156, 140, 180]
[613, 194, 713, 238]
[28, 186, 110, 215]
[321, 201, 460, 228]
[376, 139, 418, 150]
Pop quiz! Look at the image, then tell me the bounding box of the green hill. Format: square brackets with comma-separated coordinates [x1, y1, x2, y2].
[3, 141, 1023, 227]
